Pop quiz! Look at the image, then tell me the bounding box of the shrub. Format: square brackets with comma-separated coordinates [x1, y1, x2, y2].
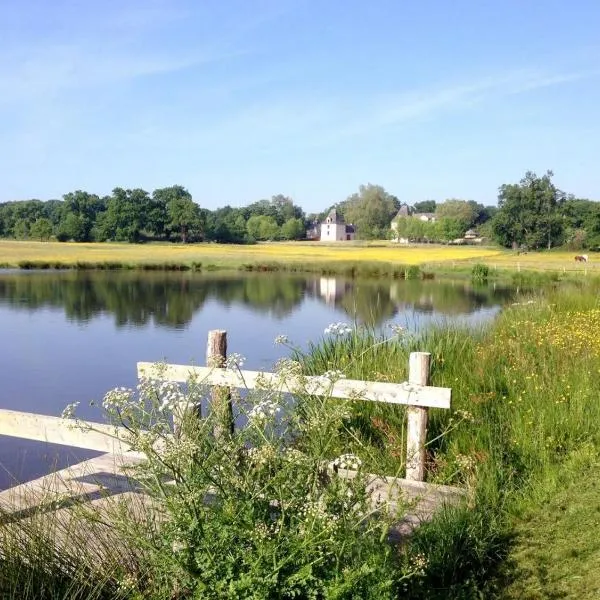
[471, 263, 489, 282]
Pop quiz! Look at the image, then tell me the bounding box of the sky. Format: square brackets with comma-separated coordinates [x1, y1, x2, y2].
[1, 0, 599, 212]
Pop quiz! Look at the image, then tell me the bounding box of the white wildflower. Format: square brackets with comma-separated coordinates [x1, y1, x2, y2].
[61, 402, 80, 419]
[455, 409, 475, 423]
[388, 323, 406, 336]
[322, 370, 346, 382]
[171, 539, 186, 553]
[331, 453, 362, 471]
[156, 381, 185, 412]
[324, 322, 353, 336]
[102, 387, 134, 411]
[275, 358, 302, 378]
[248, 399, 280, 421]
[225, 353, 246, 370]
[455, 453, 476, 471]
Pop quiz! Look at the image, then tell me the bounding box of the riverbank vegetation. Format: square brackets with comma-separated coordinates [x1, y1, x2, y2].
[2, 282, 600, 597]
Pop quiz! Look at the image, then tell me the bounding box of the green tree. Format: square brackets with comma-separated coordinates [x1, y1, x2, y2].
[413, 200, 436, 213]
[434, 217, 465, 242]
[280, 217, 306, 240]
[100, 188, 151, 243]
[13, 219, 29, 239]
[342, 184, 400, 240]
[29, 218, 53, 241]
[60, 191, 105, 241]
[492, 171, 565, 249]
[258, 216, 280, 240]
[153, 186, 201, 243]
[435, 199, 478, 232]
[57, 213, 85, 241]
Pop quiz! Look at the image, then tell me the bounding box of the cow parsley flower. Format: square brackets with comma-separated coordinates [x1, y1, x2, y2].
[225, 353, 246, 370]
[324, 322, 353, 336]
[61, 402, 80, 419]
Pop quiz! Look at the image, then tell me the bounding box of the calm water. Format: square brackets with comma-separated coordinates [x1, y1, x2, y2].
[0, 270, 519, 488]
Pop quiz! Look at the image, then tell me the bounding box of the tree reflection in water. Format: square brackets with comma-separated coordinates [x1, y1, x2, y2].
[0, 271, 518, 329]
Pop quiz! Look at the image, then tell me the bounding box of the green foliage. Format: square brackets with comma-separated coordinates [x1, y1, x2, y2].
[29, 217, 53, 241]
[414, 200, 437, 213]
[298, 283, 600, 594]
[492, 170, 565, 249]
[70, 368, 413, 599]
[435, 199, 479, 231]
[471, 263, 489, 282]
[342, 184, 400, 239]
[246, 215, 280, 240]
[280, 217, 305, 240]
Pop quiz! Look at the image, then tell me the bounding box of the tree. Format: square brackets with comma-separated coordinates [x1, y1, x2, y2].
[435, 200, 478, 232]
[492, 171, 565, 249]
[30, 218, 53, 241]
[280, 218, 305, 240]
[13, 219, 29, 239]
[342, 184, 400, 240]
[60, 191, 105, 241]
[153, 186, 201, 243]
[100, 188, 151, 243]
[258, 216, 280, 240]
[57, 213, 85, 241]
[413, 200, 436, 213]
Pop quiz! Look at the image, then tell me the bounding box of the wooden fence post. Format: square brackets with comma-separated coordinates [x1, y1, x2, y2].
[405, 352, 430, 481]
[207, 329, 234, 439]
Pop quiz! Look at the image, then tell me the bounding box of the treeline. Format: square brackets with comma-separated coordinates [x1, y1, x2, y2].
[1, 173, 598, 248]
[0, 187, 306, 244]
[393, 172, 600, 250]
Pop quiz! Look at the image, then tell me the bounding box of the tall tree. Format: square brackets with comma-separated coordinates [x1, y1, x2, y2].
[30, 218, 53, 241]
[100, 188, 151, 243]
[153, 186, 201, 243]
[435, 199, 478, 232]
[342, 184, 400, 240]
[413, 200, 436, 213]
[492, 171, 565, 249]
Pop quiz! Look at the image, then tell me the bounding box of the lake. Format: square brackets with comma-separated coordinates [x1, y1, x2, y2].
[0, 270, 519, 488]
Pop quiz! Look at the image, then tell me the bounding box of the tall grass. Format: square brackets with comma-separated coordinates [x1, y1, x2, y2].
[297, 280, 600, 596]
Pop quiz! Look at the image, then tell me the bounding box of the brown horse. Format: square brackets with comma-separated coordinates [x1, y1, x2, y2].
[574, 254, 588, 263]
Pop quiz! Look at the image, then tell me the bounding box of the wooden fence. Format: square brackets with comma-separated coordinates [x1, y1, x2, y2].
[0, 330, 452, 482]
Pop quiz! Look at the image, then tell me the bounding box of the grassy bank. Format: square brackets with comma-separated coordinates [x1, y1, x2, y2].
[296, 280, 600, 596]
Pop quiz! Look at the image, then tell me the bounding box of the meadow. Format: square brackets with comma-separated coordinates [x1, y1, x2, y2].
[0, 239, 596, 276]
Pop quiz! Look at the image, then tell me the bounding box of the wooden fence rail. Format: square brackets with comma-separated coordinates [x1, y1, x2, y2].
[0, 330, 452, 482]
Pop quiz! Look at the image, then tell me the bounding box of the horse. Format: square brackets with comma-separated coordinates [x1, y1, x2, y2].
[574, 254, 588, 263]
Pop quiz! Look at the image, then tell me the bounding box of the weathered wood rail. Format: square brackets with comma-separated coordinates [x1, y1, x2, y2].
[0, 329, 460, 537]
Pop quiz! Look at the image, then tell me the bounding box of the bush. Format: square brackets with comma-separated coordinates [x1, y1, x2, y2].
[471, 263, 489, 282]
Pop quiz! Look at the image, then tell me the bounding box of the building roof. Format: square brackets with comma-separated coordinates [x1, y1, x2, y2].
[392, 204, 412, 220]
[345, 224, 355, 234]
[323, 208, 345, 224]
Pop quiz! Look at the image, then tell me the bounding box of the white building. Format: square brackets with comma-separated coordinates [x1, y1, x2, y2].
[320, 209, 356, 242]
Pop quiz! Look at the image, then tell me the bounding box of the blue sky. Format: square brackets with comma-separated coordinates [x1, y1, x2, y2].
[1, 0, 599, 212]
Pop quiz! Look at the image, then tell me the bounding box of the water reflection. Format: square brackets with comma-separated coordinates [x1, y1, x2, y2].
[0, 270, 517, 328]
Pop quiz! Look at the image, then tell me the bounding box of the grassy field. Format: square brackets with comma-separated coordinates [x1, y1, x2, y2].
[0, 239, 596, 275]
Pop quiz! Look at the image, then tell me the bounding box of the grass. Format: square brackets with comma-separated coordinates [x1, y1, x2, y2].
[500, 456, 600, 599]
[295, 280, 600, 597]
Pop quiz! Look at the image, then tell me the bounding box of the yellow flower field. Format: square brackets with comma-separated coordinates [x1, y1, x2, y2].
[0, 240, 595, 272]
[0, 240, 501, 267]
